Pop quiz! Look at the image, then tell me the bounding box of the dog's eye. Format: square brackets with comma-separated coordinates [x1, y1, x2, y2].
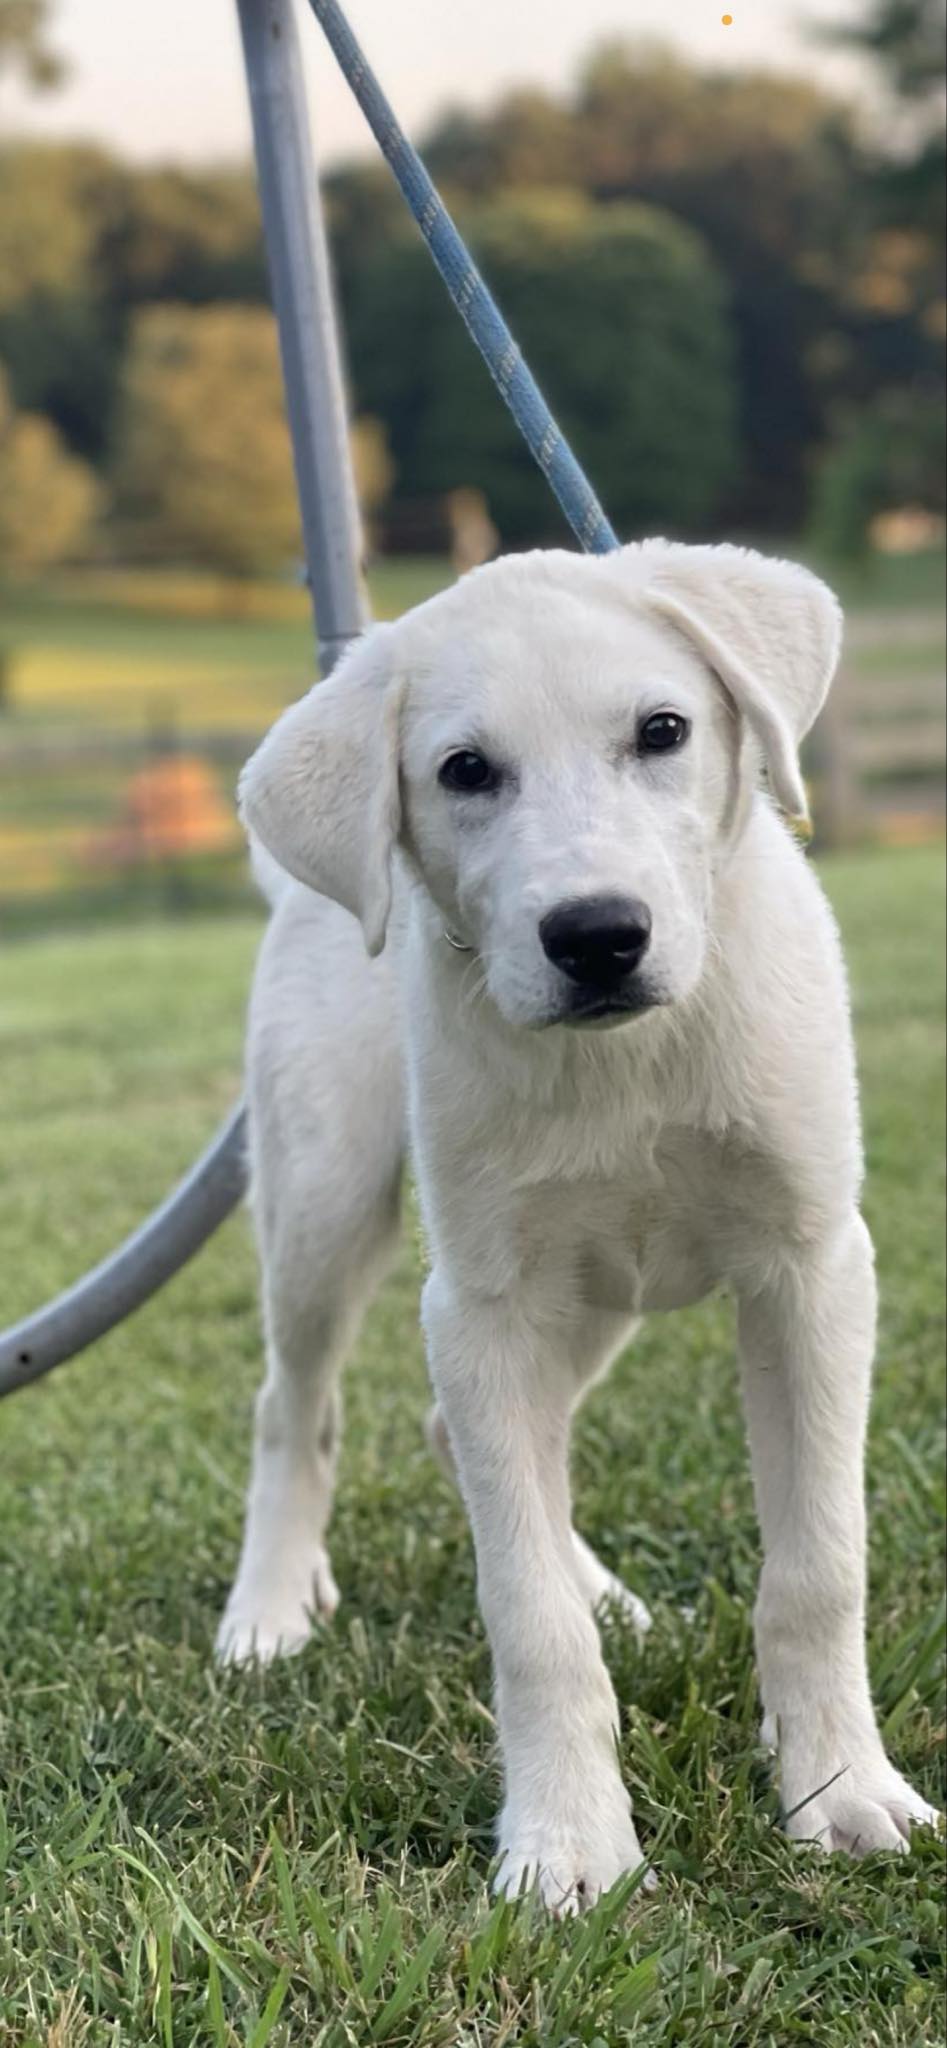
[638, 711, 690, 754]
[439, 749, 498, 793]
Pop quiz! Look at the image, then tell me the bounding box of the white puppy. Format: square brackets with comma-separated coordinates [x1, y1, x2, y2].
[219, 541, 938, 1909]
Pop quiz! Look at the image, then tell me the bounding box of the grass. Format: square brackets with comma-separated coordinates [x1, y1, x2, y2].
[0, 849, 944, 2045]
[826, 547, 944, 615]
[0, 562, 453, 737]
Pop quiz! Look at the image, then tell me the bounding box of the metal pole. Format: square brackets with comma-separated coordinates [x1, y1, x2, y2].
[0, 0, 366, 1396]
[238, 0, 368, 668]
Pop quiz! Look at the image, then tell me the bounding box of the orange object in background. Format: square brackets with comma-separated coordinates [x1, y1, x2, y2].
[89, 754, 240, 868]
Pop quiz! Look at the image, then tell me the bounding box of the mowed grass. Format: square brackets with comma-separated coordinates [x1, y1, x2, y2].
[0, 562, 454, 737]
[0, 846, 944, 2046]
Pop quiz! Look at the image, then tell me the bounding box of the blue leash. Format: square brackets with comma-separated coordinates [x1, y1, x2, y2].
[308, 0, 619, 557]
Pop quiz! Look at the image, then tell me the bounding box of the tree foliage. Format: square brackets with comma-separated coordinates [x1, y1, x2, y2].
[810, 387, 946, 557]
[827, 0, 946, 102]
[111, 304, 391, 578]
[0, 0, 64, 90]
[0, 148, 263, 462]
[344, 192, 737, 544]
[422, 45, 939, 531]
[0, 365, 99, 575]
[111, 305, 303, 578]
[808, 0, 946, 551]
[0, 5, 942, 558]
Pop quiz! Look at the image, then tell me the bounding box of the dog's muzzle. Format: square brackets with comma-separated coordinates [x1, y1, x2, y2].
[539, 894, 652, 989]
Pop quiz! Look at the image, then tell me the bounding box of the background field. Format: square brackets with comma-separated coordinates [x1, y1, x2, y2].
[0, 844, 943, 2046]
[0, 561, 455, 926]
[1, 548, 944, 933]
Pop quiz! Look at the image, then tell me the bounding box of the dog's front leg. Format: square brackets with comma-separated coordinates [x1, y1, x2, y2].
[739, 1214, 940, 1854]
[422, 1270, 647, 1911]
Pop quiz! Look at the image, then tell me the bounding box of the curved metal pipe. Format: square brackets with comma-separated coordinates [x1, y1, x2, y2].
[0, 1106, 249, 1394]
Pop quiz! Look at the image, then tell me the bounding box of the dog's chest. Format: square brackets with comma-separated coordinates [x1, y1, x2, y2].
[577, 1201, 712, 1314]
[516, 1128, 727, 1315]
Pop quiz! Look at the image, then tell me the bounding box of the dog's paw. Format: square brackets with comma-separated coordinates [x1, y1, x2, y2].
[780, 1738, 942, 1857]
[494, 1809, 652, 1915]
[571, 1533, 652, 1637]
[215, 1546, 340, 1666]
[593, 1573, 653, 1637]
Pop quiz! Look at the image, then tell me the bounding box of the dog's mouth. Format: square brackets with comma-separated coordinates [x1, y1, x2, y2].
[552, 981, 663, 1030]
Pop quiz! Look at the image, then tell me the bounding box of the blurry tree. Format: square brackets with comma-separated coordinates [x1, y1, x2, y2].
[324, 160, 410, 314]
[0, 0, 64, 89]
[112, 304, 302, 579]
[823, 0, 945, 242]
[810, 388, 946, 557]
[104, 166, 266, 307]
[425, 49, 861, 532]
[827, 0, 945, 102]
[809, 0, 945, 552]
[350, 413, 395, 551]
[0, 364, 99, 574]
[0, 25, 941, 554]
[0, 145, 128, 459]
[0, 149, 267, 464]
[343, 191, 736, 545]
[419, 90, 579, 197]
[112, 304, 391, 578]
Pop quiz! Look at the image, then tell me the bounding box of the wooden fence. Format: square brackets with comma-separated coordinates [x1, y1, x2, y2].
[806, 609, 945, 848]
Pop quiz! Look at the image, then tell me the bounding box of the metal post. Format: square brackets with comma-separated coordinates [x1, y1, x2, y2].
[0, 0, 366, 1396]
[238, 0, 368, 667]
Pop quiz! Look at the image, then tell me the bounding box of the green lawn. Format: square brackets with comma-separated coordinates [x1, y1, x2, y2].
[0, 561, 454, 736]
[0, 847, 943, 2046]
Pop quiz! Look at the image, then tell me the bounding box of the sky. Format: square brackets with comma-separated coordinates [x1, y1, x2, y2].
[1, 0, 873, 169]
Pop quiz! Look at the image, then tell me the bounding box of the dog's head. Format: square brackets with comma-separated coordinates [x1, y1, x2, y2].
[240, 541, 841, 1031]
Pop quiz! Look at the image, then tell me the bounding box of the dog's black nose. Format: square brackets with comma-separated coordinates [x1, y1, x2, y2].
[539, 894, 652, 988]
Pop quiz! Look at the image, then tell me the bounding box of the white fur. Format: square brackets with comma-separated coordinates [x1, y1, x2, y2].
[218, 541, 939, 1908]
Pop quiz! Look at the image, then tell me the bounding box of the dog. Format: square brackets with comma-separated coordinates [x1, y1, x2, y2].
[218, 540, 939, 1909]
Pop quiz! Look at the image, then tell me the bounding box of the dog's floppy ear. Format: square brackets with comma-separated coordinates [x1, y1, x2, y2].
[638, 542, 843, 826]
[238, 622, 402, 956]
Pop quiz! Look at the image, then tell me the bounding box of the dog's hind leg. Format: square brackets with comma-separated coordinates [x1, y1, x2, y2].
[569, 1532, 652, 1636]
[425, 1305, 652, 1637]
[570, 1305, 652, 1633]
[217, 889, 405, 1665]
